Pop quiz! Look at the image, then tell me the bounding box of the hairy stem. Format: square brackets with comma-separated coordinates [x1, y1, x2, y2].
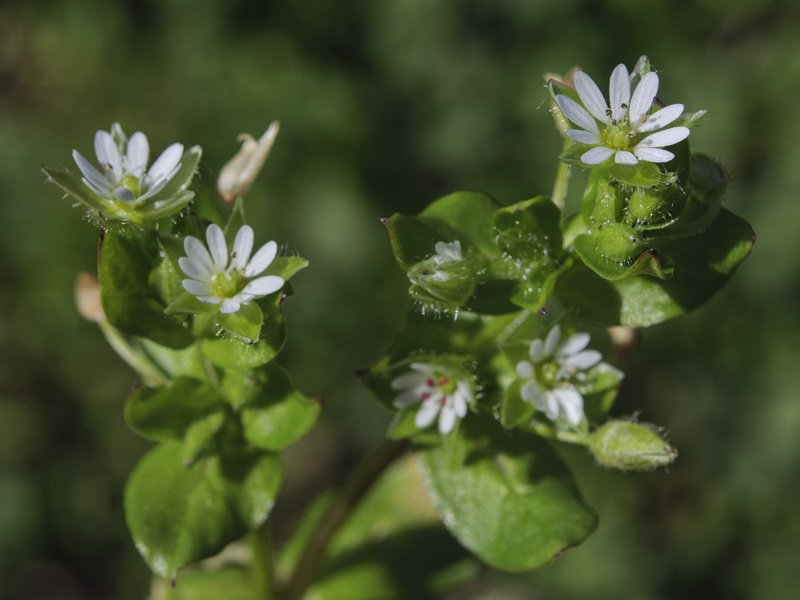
[281, 438, 410, 600]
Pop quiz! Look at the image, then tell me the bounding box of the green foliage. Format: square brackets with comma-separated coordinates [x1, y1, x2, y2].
[415, 419, 597, 571]
[125, 442, 282, 579]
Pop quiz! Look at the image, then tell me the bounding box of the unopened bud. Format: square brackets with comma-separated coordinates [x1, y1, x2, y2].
[589, 420, 677, 471]
[217, 122, 280, 203]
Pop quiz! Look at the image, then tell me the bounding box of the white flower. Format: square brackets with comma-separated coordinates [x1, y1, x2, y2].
[515, 325, 621, 426]
[555, 63, 690, 166]
[72, 123, 184, 204]
[390, 362, 473, 434]
[179, 223, 284, 314]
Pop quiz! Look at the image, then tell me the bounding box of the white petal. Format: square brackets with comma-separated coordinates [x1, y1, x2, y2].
[205, 224, 229, 269]
[637, 127, 690, 148]
[541, 391, 560, 419]
[94, 130, 122, 180]
[241, 275, 284, 296]
[73, 150, 113, 196]
[636, 103, 683, 133]
[184, 235, 215, 272]
[178, 256, 212, 280]
[574, 70, 610, 123]
[555, 95, 600, 135]
[543, 325, 561, 357]
[566, 129, 601, 145]
[391, 371, 425, 391]
[562, 349, 602, 370]
[551, 387, 584, 425]
[146, 143, 183, 185]
[126, 132, 149, 177]
[113, 187, 137, 202]
[633, 147, 674, 163]
[558, 332, 590, 356]
[245, 241, 278, 277]
[454, 382, 471, 415]
[182, 279, 212, 296]
[515, 361, 533, 379]
[393, 389, 421, 408]
[521, 380, 542, 404]
[231, 226, 255, 271]
[220, 298, 241, 313]
[628, 72, 659, 125]
[415, 398, 441, 428]
[581, 146, 615, 165]
[609, 64, 631, 123]
[197, 294, 222, 305]
[614, 150, 638, 165]
[438, 405, 457, 434]
[528, 339, 544, 362]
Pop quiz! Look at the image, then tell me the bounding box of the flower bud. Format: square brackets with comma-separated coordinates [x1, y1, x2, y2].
[406, 241, 476, 310]
[589, 420, 677, 471]
[217, 122, 279, 203]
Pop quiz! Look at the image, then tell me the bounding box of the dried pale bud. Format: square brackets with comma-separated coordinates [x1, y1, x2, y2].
[217, 122, 280, 203]
[607, 326, 640, 360]
[74, 272, 104, 322]
[589, 420, 677, 471]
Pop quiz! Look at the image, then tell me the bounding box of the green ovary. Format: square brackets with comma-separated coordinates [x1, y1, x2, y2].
[602, 125, 632, 150]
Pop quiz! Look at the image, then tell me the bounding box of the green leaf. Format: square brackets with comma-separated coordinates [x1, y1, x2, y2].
[182, 412, 226, 467]
[125, 443, 282, 579]
[239, 363, 321, 452]
[124, 376, 221, 442]
[99, 231, 193, 347]
[415, 417, 597, 571]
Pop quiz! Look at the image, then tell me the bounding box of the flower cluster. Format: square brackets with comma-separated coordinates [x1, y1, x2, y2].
[390, 362, 474, 434]
[555, 63, 690, 167]
[515, 325, 622, 426]
[179, 223, 284, 314]
[73, 124, 184, 204]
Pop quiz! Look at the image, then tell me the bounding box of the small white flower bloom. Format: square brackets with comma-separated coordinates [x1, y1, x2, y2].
[179, 223, 285, 314]
[555, 63, 690, 166]
[72, 123, 184, 204]
[515, 325, 621, 426]
[390, 362, 473, 435]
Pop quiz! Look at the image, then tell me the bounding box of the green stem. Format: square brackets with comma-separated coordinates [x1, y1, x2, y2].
[551, 138, 572, 211]
[98, 319, 167, 386]
[249, 525, 275, 600]
[281, 439, 410, 600]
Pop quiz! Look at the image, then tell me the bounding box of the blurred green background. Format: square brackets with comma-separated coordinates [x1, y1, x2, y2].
[1, 0, 799, 598]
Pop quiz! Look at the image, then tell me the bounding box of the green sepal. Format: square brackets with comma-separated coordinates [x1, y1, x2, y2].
[575, 231, 674, 281]
[99, 230, 193, 348]
[124, 443, 282, 579]
[164, 291, 220, 315]
[500, 379, 535, 428]
[42, 165, 115, 214]
[124, 376, 221, 442]
[136, 145, 202, 215]
[238, 363, 322, 452]
[610, 161, 662, 187]
[414, 417, 597, 571]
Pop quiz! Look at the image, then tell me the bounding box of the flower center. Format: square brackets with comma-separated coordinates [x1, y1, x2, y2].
[210, 270, 244, 298]
[602, 124, 633, 151]
[113, 175, 142, 203]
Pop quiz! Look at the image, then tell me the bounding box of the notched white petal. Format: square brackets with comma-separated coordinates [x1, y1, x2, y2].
[633, 147, 674, 163]
[638, 126, 690, 148]
[205, 224, 229, 269]
[232, 226, 255, 271]
[242, 275, 284, 296]
[609, 64, 631, 123]
[566, 129, 601, 145]
[614, 150, 638, 165]
[637, 103, 683, 133]
[628, 72, 659, 124]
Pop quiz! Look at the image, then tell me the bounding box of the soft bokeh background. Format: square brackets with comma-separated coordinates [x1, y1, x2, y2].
[1, 0, 798, 598]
